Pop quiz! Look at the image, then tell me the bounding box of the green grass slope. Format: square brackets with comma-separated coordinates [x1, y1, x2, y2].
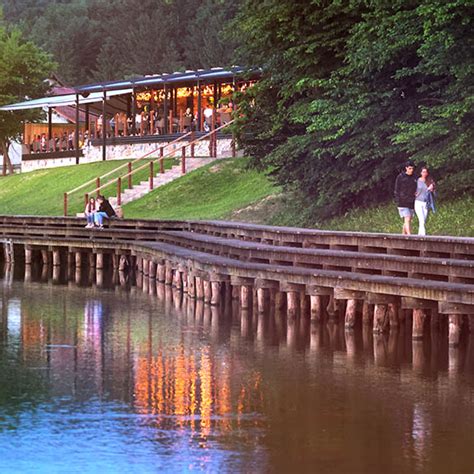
[0, 158, 174, 216]
[123, 158, 277, 220]
[321, 196, 474, 237]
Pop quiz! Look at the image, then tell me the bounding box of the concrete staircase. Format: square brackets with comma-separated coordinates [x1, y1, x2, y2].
[107, 157, 212, 208]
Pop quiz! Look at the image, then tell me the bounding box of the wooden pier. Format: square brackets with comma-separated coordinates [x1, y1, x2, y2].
[0, 216, 473, 348]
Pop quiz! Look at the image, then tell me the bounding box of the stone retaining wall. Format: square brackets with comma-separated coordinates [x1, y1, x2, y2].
[21, 138, 235, 172]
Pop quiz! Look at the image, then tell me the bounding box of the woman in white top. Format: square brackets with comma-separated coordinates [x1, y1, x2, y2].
[415, 167, 435, 236]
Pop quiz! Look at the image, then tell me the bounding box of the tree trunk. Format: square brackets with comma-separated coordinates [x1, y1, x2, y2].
[1, 141, 14, 175]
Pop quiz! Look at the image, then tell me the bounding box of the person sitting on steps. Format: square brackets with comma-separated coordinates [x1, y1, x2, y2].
[94, 195, 116, 229]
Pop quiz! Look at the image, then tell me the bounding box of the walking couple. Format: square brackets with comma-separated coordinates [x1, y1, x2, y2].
[394, 161, 436, 236]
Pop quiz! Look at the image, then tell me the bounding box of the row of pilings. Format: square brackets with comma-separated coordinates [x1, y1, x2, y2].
[2, 241, 473, 351]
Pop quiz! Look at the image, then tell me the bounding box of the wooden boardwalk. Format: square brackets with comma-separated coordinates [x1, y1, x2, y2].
[0, 216, 473, 347]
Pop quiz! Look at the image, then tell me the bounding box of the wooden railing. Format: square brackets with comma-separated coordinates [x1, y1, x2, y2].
[82, 120, 235, 209]
[63, 119, 236, 216]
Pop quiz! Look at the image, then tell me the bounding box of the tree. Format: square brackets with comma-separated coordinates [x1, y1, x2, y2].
[0, 17, 55, 174]
[231, 0, 474, 221]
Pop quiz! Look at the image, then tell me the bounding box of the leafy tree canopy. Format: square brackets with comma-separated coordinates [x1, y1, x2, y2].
[231, 0, 474, 220]
[0, 13, 55, 170]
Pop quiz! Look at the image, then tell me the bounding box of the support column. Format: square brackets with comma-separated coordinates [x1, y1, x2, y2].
[373, 304, 389, 334]
[257, 288, 267, 314]
[102, 90, 107, 161]
[240, 285, 250, 310]
[203, 280, 212, 304]
[344, 299, 357, 330]
[195, 277, 204, 300]
[165, 264, 173, 285]
[75, 93, 80, 164]
[157, 263, 166, 282]
[187, 274, 196, 298]
[75, 251, 82, 268]
[52, 249, 61, 267]
[211, 281, 221, 306]
[286, 291, 299, 319]
[310, 295, 323, 322]
[412, 308, 427, 340]
[24, 247, 32, 265]
[448, 314, 462, 346]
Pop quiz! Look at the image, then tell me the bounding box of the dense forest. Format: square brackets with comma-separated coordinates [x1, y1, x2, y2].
[0, 0, 472, 220]
[0, 0, 238, 84]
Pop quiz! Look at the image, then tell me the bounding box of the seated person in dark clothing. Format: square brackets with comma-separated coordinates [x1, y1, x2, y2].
[93, 195, 116, 228]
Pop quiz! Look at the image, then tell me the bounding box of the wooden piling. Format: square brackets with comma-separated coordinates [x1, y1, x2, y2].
[344, 299, 357, 329]
[24, 247, 32, 265]
[240, 285, 250, 310]
[211, 281, 221, 306]
[187, 274, 196, 298]
[287, 291, 299, 319]
[448, 314, 462, 346]
[203, 280, 212, 304]
[373, 304, 389, 334]
[412, 308, 426, 339]
[165, 265, 173, 285]
[257, 288, 267, 313]
[52, 249, 61, 267]
[310, 295, 323, 322]
[157, 263, 166, 282]
[96, 252, 104, 270]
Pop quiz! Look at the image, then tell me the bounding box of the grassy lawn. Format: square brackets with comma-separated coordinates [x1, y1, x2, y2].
[320, 196, 474, 237]
[0, 158, 175, 216]
[123, 158, 277, 220]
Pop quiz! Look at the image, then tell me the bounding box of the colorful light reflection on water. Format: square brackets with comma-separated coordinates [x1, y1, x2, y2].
[0, 276, 473, 473]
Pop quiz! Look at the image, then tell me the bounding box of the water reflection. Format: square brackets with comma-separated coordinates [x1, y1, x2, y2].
[0, 270, 473, 473]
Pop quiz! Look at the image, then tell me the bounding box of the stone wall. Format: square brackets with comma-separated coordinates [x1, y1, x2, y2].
[21, 138, 235, 173]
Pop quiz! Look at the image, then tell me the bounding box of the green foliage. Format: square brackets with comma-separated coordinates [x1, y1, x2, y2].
[231, 0, 474, 220]
[0, 16, 55, 146]
[1, 0, 240, 84]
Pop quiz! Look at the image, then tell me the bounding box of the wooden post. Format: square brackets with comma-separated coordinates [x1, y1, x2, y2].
[388, 303, 399, 329]
[160, 147, 165, 173]
[84, 193, 89, 208]
[196, 277, 204, 300]
[448, 314, 462, 346]
[231, 132, 236, 158]
[75, 94, 80, 165]
[287, 291, 299, 319]
[187, 274, 196, 298]
[63, 193, 68, 216]
[344, 299, 357, 329]
[181, 146, 186, 174]
[211, 281, 221, 306]
[165, 265, 173, 285]
[190, 130, 195, 158]
[157, 263, 166, 282]
[149, 261, 157, 279]
[117, 177, 122, 206]
[52, 249, 60, 267]
[75, 252, 82, 268]
[149, 161, 154, 190]
[310, 295, 323, 322]
[240, 285, 250, 310]
[24, 247, 32, 265]
[119, 255, 127, 271]
[203, 280, 212, 304]
[168, 111, 173, 135]
[256, 288, 267, 313]
[96, 177, 100, 197]
[412, 308, 426, 339]
[102, 90, 107, 161]
[373, 304, 389, 334]
[362, 302, 373, 325]
[115, 113, 119, 137]
[128, 162, 132, 189]
[96, 252, 104, 270]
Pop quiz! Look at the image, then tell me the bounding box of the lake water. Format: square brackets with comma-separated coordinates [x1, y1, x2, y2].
[0, 267, 473, 473]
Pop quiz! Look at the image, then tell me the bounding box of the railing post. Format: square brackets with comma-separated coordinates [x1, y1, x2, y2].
[191, 130, 195, 158]
[84, 193, 89, 207]
[63, 193, 68, 217]
[149, 161, 154, 190]
[128, 162, 132, 189]
[117, 177, 122, 206]
[160, 147, 165, 174]
[96, 177, 100, 197]
[181, 146, 186, 174]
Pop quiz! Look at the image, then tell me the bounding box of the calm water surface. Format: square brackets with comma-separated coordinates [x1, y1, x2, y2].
[0, 268, 473, 473]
